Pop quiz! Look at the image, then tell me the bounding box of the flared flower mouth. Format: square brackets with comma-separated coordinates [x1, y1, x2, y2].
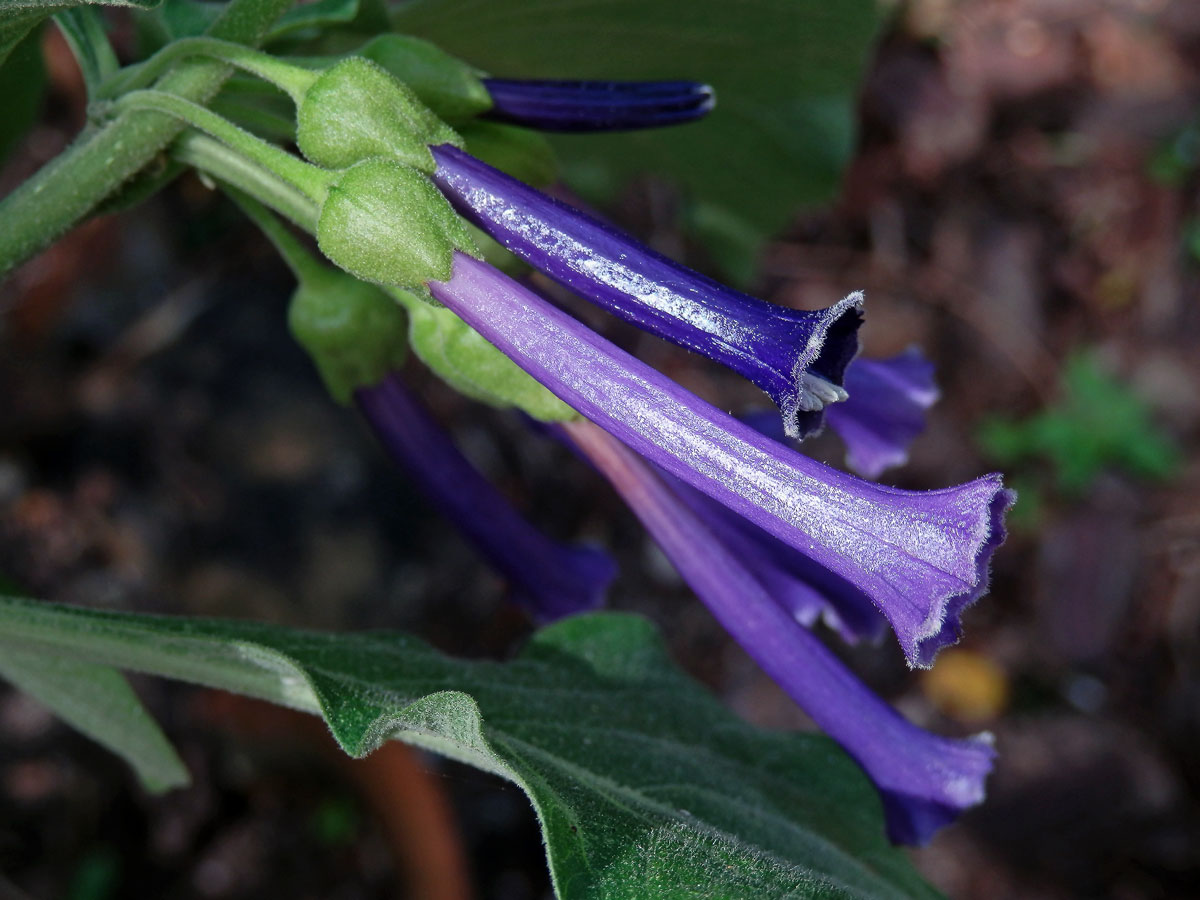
[429, 144, 862, 437]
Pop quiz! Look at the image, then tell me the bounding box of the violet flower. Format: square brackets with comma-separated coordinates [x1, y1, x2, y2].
[751, 348, 941, 480]
[428, 253, 1013, 668]
[563, 418, 995, 845]
[355, 373, 615, 622]
[481, 79, 715, 132]
[430, 144, 863, 437]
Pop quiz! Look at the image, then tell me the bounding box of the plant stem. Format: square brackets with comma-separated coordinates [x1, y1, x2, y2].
[171, 131, 320, 232]
[0, 0, 296, 279]
[113, 90, 334, 204]
[97, 36, 318, 104]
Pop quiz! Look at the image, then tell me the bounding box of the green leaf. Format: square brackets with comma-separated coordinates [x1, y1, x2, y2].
[270, 0, 358, 40]
[1, 0, 159, 67]
[389, 286, 577, 421]
[0, 640, 189, 793]
[0, 28, 46, 165]
[393, 0, 883, 282]
[0, 595, 937, 899]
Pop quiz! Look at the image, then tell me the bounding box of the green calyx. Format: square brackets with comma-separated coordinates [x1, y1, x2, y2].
[289, 266, 409, 404]
[297, 57, 462, 172]
[317, 159, 478, 289]
[355, 34, 492, 122]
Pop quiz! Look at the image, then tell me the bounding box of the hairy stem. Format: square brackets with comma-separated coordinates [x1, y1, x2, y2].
[113, 90, 333, 203]
[170, 131, 320, 232]
[0, 0, 296, 279]
[97, 36, 318, 103]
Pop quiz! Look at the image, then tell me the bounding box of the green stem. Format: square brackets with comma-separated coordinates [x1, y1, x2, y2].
[223, 186, 324, 284]
[97, 36, 318, 104]
[171, 131, 320, 232]
[0, 0, 296, 279]
[112, 90, 334, 204]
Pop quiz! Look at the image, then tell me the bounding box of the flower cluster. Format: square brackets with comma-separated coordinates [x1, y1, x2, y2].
[153, 56, 1013, 844]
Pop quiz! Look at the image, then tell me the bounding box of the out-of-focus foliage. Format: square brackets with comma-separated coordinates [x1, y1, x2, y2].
[978, 352, 1180, 502]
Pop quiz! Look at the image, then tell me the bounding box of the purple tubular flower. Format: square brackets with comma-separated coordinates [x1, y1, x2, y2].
[427, 253, 1013, 668]
[429, 144, 863, 438]
[355, 373, 615, 622]
[563, 418, 995, 845]
[748, 348, 941, 480]
[827, 349, 940, 479]
[480, 78, 715, 132]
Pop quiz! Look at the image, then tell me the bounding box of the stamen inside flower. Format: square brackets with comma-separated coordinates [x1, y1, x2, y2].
[794, 371, 850, 412]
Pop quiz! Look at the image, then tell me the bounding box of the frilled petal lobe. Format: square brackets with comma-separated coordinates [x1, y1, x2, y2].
[482, 78, 715, 132]
[826, 349, 940, 479]
[430, 144, 863, 437]
[428, 253, 1013, 668]
[356, 374, 615, 622]
[564, 418, 995, 845]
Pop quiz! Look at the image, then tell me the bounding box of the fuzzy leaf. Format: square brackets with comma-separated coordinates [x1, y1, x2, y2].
[0, 595, 938, 900]
[1, 0, 158, 66]
[0, 640, 189, 792]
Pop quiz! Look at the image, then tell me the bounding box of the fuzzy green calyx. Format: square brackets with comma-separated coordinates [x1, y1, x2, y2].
[316, 159, 477, 289]
[297, 57, 462, 172]
[356, 34, 492, 121]
[289, 267, 409, 404]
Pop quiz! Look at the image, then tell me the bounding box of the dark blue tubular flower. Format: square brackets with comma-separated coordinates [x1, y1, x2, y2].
[429, 144, 863, 438]
[748, 348, 940, 480]
[427, 253, 1013, 669]
[562, 418, 995, 846]
[355, 373, 615, 622]
[481, 79, 715, 132]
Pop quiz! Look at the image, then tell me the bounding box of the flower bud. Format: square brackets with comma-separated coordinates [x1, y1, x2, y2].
[288, 265, 408, 404]
[356, 34, 492, 121]
[317, 159, 477, 288]
[297, 57, 461, 171]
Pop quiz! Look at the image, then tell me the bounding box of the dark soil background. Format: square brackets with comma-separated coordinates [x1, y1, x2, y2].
[2, 1, 1199, 898]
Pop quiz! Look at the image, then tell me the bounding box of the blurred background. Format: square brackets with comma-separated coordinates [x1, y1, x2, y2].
[1, 0, 1199, 897]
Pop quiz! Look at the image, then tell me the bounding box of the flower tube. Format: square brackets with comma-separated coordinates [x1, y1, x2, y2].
[563, 417, 995, 845]
[660, 468, 887, 644]
[428, 253, 1013, 668]
[356, 373, 615, 622]
[481, 79, 715, 132]
[429, 144, 863, 437]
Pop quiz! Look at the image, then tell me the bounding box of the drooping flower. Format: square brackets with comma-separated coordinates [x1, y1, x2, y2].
[480, 78, 715, 132]
[747, 347, 941, 480]
[562, 417, 996, 845]
[429, 144, 863, 437]
[427, 252, 1013, 668]
[355, 373, 615, 622]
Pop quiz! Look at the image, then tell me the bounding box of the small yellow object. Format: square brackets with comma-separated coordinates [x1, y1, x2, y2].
[921, 649, 1009, 723]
